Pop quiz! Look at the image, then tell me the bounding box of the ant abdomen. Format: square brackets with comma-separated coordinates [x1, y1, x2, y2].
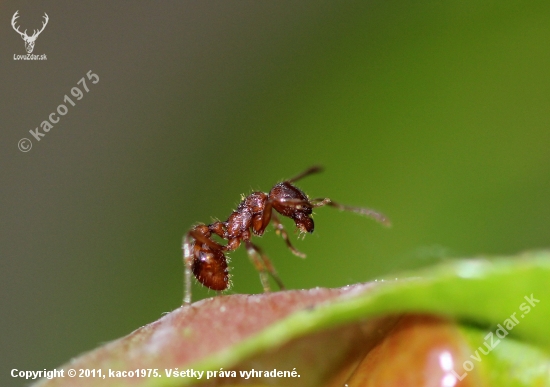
[192, 248, 229, 291]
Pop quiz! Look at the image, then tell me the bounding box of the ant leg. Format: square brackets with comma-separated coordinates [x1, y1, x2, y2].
[244, 241, 270, 292]
[310, 198, 391, 226]
[245, 240, 285, 291]
[182, 234, 194, 305]
[271, 212, 306, 258]
[260, 199, 273, 232]
[287, 165, 323, 183]
[189, 227, 224, 250]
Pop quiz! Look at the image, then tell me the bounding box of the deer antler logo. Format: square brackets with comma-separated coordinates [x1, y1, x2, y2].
[11, 11, 49, 54]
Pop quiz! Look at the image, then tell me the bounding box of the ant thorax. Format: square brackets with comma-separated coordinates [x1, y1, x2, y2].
[226, 192, 268, 238]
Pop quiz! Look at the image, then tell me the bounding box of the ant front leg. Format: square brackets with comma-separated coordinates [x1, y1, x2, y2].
[270, 212, 306, 258]
[245, 240, 285, 292]
[310, 198, 391, 226]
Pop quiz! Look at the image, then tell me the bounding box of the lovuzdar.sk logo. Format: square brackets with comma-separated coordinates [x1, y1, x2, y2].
[12, 10, 48, 60]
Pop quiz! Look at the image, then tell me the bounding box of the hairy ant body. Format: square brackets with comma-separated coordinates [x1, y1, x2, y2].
[182, 166, 390, 304]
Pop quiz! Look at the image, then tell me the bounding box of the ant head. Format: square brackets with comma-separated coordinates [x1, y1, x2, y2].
[294, 212, 314, 233]
[269, 182, 315, 233]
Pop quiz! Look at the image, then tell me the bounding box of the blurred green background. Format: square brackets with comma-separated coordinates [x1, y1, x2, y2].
[2, 1, 550, 386]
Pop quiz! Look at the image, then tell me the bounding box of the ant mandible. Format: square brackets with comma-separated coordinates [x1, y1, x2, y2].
[182, 166, 390, 304]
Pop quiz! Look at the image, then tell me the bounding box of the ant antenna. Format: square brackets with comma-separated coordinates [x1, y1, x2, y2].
[287, 165, 323, 183]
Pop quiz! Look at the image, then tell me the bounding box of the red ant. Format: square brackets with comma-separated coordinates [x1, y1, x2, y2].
[182, 166, 390, 304]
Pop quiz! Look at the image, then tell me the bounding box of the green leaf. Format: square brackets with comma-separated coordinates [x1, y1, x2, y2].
[34, 251, 550, 387]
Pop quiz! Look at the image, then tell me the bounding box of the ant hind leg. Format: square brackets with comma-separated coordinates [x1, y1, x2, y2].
[182, 234, 194, 305]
